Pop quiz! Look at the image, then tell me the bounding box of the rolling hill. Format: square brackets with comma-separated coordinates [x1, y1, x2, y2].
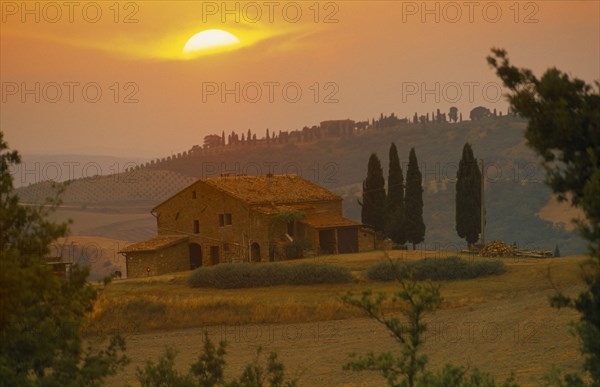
[15, 115, 586, 256]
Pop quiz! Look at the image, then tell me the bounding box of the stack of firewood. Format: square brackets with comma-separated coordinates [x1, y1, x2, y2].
[480, 240, 514, 257]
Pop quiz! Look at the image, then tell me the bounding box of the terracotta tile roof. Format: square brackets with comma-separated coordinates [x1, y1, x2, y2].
[202, 174, 340, 205]
[119, 236, 188, 253]
[301, 213, 361, 229]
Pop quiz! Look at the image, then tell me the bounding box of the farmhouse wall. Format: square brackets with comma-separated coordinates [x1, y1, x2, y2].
[126, 242, 189, 278]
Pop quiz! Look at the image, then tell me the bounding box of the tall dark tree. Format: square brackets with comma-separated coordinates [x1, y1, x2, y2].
[405, 148, 425, 249]
[455, 143, 482, 247]
[489, 48, 600, 385]
[449, 106, 458, 123]
[360, 153, 386, 234]
[385, 143, 406, 244]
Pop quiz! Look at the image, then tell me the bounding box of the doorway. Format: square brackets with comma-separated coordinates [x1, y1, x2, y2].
[189, 243, 202, 269]
[210, 246, 220, 265]
[250, 242, 261, 262]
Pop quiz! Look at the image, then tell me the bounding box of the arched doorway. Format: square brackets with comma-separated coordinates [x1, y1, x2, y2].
[250, 242, 261, 262]
[189, 243, 202, 269]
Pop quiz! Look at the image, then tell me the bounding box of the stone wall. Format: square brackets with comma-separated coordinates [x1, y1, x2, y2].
[154, 180, 347, 264]
[358, 228, 377, 252]
[125, 241, 189, 278]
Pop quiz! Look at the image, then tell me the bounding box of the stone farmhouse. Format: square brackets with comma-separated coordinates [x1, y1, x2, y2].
[120, 174, 375, 278]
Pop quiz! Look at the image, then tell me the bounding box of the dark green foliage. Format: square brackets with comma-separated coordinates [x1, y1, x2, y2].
[188, 262, 353, 289]
[0, 132, 129, 386]
[190, 332, 227, 387]
[341, 271, 442, 387]
[449, 107, 459, 123]
[367, 257, 505, 282]
[542, 366, 585, 387]
[554, 245, 561, 258]
[282, 239, 309, 260]
[405, 148, 426, 249]
[360, 153, 386, 233]
[283, 242, 303, 259]
[342, 254, 516, 387]
[229, 348, 298, 387]
[137, 348, 196, 387]
[456, 143, 482, 246]
[385, 143, 406, 244]
[268, 211, 305, 259]
[487, 48, 599, 256]
[420, 364, 518, 387]
[137, 331, 298, 387]
[489, 48, 600, 385]
[470, 106, 492, 121]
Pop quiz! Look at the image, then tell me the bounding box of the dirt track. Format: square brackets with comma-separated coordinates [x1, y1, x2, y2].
[107, 284, 582, 387]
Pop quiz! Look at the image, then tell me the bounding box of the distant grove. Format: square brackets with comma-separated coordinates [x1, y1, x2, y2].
[123, 106, 511, 173]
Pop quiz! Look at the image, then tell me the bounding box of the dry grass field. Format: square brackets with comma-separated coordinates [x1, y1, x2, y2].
[87, 250, 588, 386]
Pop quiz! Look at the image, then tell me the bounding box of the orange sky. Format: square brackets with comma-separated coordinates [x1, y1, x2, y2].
[1, 1, 598, 157]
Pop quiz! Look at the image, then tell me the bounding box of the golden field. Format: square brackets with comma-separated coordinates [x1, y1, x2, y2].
[86, 250, 587, 386]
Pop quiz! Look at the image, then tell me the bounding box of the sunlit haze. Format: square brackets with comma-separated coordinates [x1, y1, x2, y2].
[1, 1, 598, 157]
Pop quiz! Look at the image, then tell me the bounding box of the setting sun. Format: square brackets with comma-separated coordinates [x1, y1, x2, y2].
[183, 29, 240, 56]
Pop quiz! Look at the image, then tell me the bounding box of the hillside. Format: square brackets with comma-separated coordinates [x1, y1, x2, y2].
[10, 154, 150, 188]
[16, 116, 586, 255]
[94, 251, 586, 387]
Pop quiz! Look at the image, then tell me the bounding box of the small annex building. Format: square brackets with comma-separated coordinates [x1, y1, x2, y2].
[120, 174, 375, 277]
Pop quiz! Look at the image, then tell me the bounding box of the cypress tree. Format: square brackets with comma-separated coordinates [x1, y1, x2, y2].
[405, 148, 425, 249]
[360, 153, 386, 234]
[456, 143, 482, 247]
[385, 143, 406, 244]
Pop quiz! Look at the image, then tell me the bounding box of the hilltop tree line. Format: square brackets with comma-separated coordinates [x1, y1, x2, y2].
[360, 142, 483, 249]
[203, 106, 508, 149]
[117, 106, 514, 174]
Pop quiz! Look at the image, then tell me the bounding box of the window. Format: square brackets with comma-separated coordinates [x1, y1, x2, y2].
[194, 220, 200, 234]
[223, 243, 229, 251]
[192, 190, 197, 199]
[219, 213, 232, 227]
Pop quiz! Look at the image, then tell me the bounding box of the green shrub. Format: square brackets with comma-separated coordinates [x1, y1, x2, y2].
[419, 364, 519, 387]
[367, 256, 505, 282]
[188, 262, 353, 289]
[137, 331, 298, 387]
[283, 240, 306, 259]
